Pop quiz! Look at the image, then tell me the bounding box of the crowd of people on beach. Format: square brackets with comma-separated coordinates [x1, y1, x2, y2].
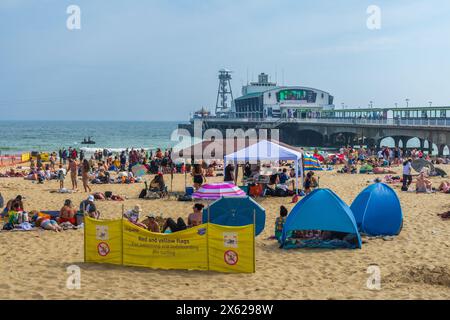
[1, 143, 449, 233]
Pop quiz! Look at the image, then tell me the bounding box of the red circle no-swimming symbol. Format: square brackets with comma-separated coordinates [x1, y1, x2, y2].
[224, 250, 238, 266]
[97, 242, 110, 256]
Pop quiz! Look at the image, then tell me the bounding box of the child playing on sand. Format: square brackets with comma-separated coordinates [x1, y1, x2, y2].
[57, 164, 66, 190]
[275, 206, 288, 241]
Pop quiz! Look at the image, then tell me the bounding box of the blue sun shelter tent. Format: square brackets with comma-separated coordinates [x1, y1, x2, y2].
[350, 183, 403, 236]
[280, 189, 362, 249]
[203, 196, 266, 236]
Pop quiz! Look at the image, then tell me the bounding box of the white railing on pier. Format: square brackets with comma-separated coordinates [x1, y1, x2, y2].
[192, 117, 450, 128]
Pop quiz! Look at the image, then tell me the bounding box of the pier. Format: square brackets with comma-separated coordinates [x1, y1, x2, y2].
[178, 106, 450, 155]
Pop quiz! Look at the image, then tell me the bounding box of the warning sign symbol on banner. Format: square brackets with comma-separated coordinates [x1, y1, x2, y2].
[97, 242, 110, 256]
[224, 250, 238, 265]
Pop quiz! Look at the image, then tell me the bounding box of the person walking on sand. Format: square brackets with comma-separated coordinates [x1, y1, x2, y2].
[81, 159, 92, 193]
[402, 158, 413, 191]
[68, 158, 78, 190]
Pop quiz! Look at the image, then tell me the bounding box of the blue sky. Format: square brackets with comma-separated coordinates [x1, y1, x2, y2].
[1, 0, 450, 120]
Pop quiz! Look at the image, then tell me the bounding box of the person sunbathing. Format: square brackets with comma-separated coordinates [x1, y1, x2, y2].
[35, 215, 62, 232]
[162, 217, 187, 233]
[416, 172, 432, 193]
[373, 166, 396, 174]
[438, 181, 450, 193]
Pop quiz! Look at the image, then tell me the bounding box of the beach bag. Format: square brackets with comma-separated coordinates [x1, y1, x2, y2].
[249, 184, 263, 197]
[178, 194, 192, 202]
[274, 188, 288, 197]
[76, 213, 84, 225]
[145, 191, 160, 200]
[17, 212, 28, 224]
[2, 222, 13, 230]
[138, 189, 147, 199]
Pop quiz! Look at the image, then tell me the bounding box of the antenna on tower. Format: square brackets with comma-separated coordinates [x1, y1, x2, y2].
[246, 68, 249, 85]
[215, 68, 234, 116]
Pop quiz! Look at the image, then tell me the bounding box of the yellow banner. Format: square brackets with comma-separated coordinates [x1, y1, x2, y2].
[122, 220, 208, 271]
[84, 216, 123, 265]
[84, 218, 255, 273]
[208, 223, 255, 273]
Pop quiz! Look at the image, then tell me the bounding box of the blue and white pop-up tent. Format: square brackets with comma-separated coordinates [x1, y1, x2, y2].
[350, 183, 403, 236]
[280, 189, 362, 249]
[224, 140, 303, 192]
[202, 196, 266, 236]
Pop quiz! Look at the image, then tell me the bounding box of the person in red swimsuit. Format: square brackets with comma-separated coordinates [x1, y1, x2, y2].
[57, 199, 77, 225]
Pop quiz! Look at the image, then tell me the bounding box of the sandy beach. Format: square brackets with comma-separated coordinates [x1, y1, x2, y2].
[1, 164, 449, 300]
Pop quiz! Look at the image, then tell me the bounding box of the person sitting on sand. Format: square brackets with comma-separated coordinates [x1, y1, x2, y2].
[278, 168, 290, 185]
[7, 202, 28, 226]
[188, 203, 204, 227]
[149, 173, 166, 192]
[5, 195, 24, 214]
[303, 172, 318, 194]
[416, 171, 432, 193]
[80, 195, 100, 219]
[142, 213, 160, 233]
[123, 205, 147, 228]
[57, 199, 77, 225]
[275, 206, 288, 241]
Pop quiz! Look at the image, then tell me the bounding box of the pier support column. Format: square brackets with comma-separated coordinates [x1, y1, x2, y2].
[428, 141, 434, 155]
[439, 144, 447, 156]
[419, 138, 425, 150]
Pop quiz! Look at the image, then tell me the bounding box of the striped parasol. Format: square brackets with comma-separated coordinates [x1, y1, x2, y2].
[192, 183, 246, 200]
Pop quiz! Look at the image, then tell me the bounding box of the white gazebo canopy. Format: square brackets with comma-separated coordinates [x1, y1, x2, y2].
[224, 140, 303, 192]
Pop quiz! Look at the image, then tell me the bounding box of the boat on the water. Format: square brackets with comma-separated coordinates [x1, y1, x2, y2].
[81, 137, 95, 145]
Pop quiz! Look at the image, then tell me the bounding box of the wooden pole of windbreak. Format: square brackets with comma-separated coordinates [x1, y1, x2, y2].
[206, 205, 211, 271]
[253, 208, 256, 273]
[83, 214, 87, 263]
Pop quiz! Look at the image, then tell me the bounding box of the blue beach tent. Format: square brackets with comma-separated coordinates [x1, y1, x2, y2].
[202, 196, 266, 236]
[280, 189, 362, 249]
[350, 183, 403, 236]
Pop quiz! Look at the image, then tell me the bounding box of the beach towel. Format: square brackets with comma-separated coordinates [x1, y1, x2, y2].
[282, 238, 358, 249]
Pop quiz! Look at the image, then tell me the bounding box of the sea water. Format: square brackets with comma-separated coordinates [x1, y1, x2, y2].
[0, 120, 188, 154]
